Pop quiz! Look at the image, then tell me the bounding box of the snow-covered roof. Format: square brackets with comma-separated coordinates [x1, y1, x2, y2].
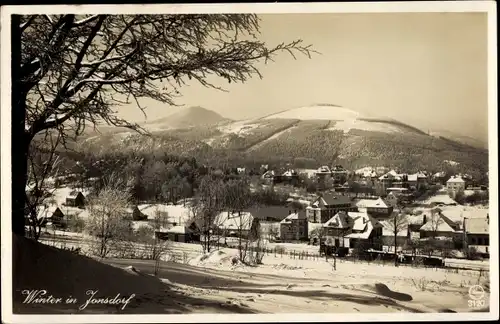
[165, 225, 193, 234]
[280, 212, 306, 223]
[465, 218, 489, 234]
[447, 176, 465, 184]
[282, 170, 297, 177]
[380, 220, 408, 237]
[350, 212, 381, 231]
[262, 170, 275, 178]
[323, 212, 351, 229]
[423, 194, 458, 206]
[355, 197, 389, 209]
[214, 211, 255, 231]
[378, 170, 401, 181]
[420, 214, 459, 233]
[310, 194, 352, 207]
[37, 206, 63, 219]
[434, 171, 446, 178]
[316, 166, 331, 173]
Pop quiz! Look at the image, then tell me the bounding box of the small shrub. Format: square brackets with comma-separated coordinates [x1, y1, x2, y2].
[411, 277, 430, 291]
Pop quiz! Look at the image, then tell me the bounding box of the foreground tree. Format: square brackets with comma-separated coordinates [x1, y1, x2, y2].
[12, 14, 315, 236]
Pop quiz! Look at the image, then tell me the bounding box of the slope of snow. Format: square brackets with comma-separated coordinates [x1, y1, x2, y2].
[331, 119, 405, 134]
[263, 104, 420, 135]
[217, 120, 260, 135]
[265, 105, 361, 121]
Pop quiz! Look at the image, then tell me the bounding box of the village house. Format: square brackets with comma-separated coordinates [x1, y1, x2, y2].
[65, 191, 85, 208]
[279, 210, 308, 242]
[419, 211, 461, 241]
[37, 206, 65, 227]
[464, 215, 490, 257]
[446, 176, 466, 197]
[355, 197, 393, 219]
[407, 214, 426, 241]
[377, 170, 405, 193]
[155, 223, 201, 243]
[275, 169, 299, 186]
[344, 212, 383, 250]
[380, 217, 409, 253]
[432, 171, 447, 185]
[213, 211, 260, 239]
[261, 170, 275, 180]
[306, 194, 355, 223]
[407, 172, 428, 191]
[331, 165, 348, 185]
[321, 211, 353, 247]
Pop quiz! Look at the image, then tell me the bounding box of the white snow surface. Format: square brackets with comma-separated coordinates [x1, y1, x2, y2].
[263, 105, 416, 134]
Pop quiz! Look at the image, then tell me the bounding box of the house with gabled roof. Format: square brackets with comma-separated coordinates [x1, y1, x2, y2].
[355, 197, 393, 219]
[213, 211, 260, 239]
[446, 176, 466, 197]
[37, 205, 65, 227]
[321, 211, 353, 247]
[306, 194, 355, 223]
[464, 215, 489, 256]
[279, 210, 308, 242]
[344, 212, 383, 250]
[419, 212, 461, 239]
[65, 191, 85, 208]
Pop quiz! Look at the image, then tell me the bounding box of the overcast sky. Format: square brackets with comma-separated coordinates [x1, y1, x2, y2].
[118, 12, 489, 144]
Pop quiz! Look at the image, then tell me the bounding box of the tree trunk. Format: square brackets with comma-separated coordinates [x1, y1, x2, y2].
[11, 15, 29, 237]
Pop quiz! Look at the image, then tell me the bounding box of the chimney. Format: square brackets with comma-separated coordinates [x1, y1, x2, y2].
[289, 210, 291, 215]
[294, 209, 297, 214]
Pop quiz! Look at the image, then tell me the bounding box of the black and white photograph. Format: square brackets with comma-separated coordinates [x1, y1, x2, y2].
[1, 2, 498, 322]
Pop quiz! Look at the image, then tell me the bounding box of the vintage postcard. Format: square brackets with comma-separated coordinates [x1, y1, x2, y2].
[1, 1, 498, 323]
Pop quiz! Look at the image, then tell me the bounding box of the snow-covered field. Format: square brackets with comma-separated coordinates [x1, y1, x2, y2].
[14, 234, 491, 315]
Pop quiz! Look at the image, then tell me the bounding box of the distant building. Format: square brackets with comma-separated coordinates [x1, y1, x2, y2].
[65, 191, 85, 208]
[279, 210, 308, 241]
[446, 176, 466, 197]
[261, 170, 275, 183]
[432, 171, 447, 185]
[306, 194, 355, 223]
[37, 206, 65, 227]
[331, 165, 348, 185]
[355, 197, 393, 219]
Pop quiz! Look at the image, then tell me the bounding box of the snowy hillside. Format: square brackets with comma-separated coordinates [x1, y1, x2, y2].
[262, 104, 425, 135]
